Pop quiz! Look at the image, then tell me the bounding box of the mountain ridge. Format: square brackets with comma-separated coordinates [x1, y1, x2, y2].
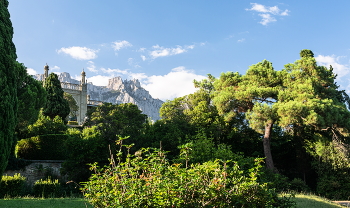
[33, 72, 163, 121]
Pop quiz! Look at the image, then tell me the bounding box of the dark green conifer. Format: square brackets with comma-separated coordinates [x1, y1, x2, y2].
[43, 73, 70, 120]
[0, 0, 18, 178]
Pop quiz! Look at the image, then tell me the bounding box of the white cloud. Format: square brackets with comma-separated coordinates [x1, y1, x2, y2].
[87, 61, 98, 73]
[128, 58, 141, 68]
[259, 14, 276, 25]
[149, 45, 195, 59]
[142, 66, 206, 101]
[280, 10, 289, 16]
[129, 72, 148, 81]
[86, 66, 206, 101]
[51, 65, 60, 72]
[141, 55, 147, 61]
[112, 40, 132, 51]
[237, 38, 246, 43]
[26, 68, 37, 75]
[87, 62, 97, 73]
[88, 75, 113, 86]
[57, 46, 98, 60]
[101, 67, 129, 75]
[315, 55, 349, 78]
[246, 3, 289, 25]
[138, 48, 146, 52]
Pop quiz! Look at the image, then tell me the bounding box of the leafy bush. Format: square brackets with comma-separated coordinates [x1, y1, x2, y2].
[25, 114, 67, 137]
[260, 170, 291, 192]
[61, 126, 108, 182]
[289, 178, 309, 192]
[316, 168, 350, 199]
[0, 174, 26, 198]
[16, 134, 68, 160]
[82, 137, 294, 208]
[33, 177, 61, 198]
[5, 155, 31, 171]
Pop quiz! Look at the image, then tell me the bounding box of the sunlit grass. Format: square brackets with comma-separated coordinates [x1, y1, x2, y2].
[0, 197, 93, 208]
[0, 194, 348, 208]
[294, 194, 346, 208]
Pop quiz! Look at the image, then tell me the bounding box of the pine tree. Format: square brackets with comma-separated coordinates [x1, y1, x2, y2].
[213, 50, 350, 172]
[43, 73, 70, 120]
[0, 0, 18, 178]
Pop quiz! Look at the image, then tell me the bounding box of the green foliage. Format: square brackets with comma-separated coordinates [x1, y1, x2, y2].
[5, 155, 31, 171]
[26, 113, 67, 137]
[314, 155, 350, 200]
[16, 62, 47, 134]
[0, 0, 18, 181]
[260, 170, 291, 192]
[213, 50, 350, 173]
[155, 76, 235, 159]
[33, 177, 61, 198]
[42, 73, 70, 120]
[84, 103, 147, 146]
[62, 126, 108, 182]
[300, 49, 314, 58]
[16, 134, 69, 160]
[0, 174, 26, 198]
[64, 92, 78, 120]
[140, 119, 194, 160]
[82, 137, 294, 208]
[175, 132, 244, 165]
[289, 178, 310, 192]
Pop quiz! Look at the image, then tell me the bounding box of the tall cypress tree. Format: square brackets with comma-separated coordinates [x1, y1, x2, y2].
[16, 62, 47, 140]
[43, 73, 70, 120]
[0, 0, 18, 178]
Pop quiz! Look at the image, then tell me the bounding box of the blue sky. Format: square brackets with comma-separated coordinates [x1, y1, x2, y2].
[8, 1, 350, 101]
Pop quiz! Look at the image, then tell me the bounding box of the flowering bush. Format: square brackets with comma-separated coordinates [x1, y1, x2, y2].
[82, 137, 294, 207]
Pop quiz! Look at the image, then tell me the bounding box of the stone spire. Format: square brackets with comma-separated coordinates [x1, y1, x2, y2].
[81, 68, 86, 85]
[44, 63, 49, 80]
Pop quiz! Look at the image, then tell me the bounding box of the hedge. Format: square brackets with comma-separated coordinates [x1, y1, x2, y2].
[16, 134, 69, 160]
[33, 177, 61, 198]
[0, 174, 26, 198]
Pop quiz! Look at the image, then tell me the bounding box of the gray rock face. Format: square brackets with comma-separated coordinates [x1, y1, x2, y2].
[34, 72, 163, 121]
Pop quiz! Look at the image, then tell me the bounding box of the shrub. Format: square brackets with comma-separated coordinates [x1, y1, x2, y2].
[61, 126, 108, 182]
[316, 171, 350, 199]
[82, 137, 294, 208]
[289, 178, 309, 192]
[0, 174, 26, 198]
[26, 114, 67, 137]
[5, 155, 31, 171]
[16, 134, 68, 160]
[33, 177, 61, 198]
[260, 170, 291, 192]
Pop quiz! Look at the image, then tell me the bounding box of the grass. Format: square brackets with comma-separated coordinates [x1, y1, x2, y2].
[0, 197, 93, 208]
[293, 194, 346, 208]
[0, 194, 347, 208]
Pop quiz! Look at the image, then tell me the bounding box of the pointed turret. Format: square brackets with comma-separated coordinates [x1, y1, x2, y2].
[81, 68, 86, 85]
[44, 63, 49, 80]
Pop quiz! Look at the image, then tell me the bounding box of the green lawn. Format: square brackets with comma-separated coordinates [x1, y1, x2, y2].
[0, 194, 346, 208]
[294, 194, 345, 208]
[0, 197, 93, 208]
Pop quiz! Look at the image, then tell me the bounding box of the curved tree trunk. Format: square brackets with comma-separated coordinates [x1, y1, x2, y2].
[263, 122, 275, 172]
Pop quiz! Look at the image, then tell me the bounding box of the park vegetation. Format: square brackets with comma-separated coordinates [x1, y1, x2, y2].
[6, 49, 350, 207]
[1, 0, 350, 206]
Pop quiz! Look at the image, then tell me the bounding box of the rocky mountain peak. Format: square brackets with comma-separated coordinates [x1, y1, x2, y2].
[33, 72, 163, 121]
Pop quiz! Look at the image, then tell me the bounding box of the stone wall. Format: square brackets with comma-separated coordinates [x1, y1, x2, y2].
[3, 160, 66, 186]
